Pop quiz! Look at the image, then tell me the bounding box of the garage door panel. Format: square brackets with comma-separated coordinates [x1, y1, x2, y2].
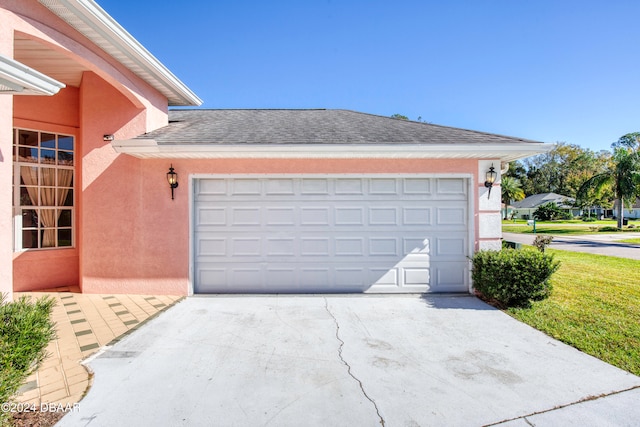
[300, 207, 331, 225]
[335, 178, 364, 194]
[231, 238, 261, 256]
[197, 178, 227, 195]
[231, 208, 261, 226]
[435, 236, 467, 257]
[436, 178, 467, 196]
[300, 268, 330, 287]
[266, 178, 295, 195]
[370, 178, 397, 194]
[403, 238, 430, 255]
[436, 206, 467, 226]
[433, 262, 470, 291]
[301, 179, 330, 194]
[194, 177, 469, 293]
[266, 207, 296, 225]
[266, 238, 296, 256]
[403, 267, 431, 285]
[231, 179, 261, 195]
[402, 207, 432, 225]
[369, 207, 398, 225]
[198, 238, 226, 256]
[403, 178, 431, 195]
[335, 238, 365, 256]
[197, 207, 226, 226]
[335, 207, 364, 225]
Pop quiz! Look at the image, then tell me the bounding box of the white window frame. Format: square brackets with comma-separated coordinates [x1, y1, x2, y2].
[12, 128, 75, 251]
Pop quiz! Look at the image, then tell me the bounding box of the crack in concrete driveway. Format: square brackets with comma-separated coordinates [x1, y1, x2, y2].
[323, 297, 385, 426]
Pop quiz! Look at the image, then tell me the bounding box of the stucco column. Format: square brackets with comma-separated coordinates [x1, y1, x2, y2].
[477, 159, 502, 251]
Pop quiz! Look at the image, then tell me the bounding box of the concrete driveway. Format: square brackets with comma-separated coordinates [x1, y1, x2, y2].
[57, 296, 640, 426]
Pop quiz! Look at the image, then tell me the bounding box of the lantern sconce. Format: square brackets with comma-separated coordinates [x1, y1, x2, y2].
[484, 164, 497, 199]
[167, 164, 179, 200]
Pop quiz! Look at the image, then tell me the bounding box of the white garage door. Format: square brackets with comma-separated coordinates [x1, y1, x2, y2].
[193, 176, 470, 293]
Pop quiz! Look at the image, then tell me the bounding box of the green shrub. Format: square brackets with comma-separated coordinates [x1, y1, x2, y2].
[581, 216, 597, 222]
[0, 294, 56, 424]
[472, 249, 560, 308]
[599, 226, 621, 232]
[533, 202, 572, 221]
[533, 235, 554, 252]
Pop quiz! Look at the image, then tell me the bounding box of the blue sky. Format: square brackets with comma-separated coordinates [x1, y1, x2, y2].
[99, 0, 639, 152]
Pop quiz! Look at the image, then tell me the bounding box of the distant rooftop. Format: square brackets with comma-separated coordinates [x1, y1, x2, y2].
[511, 193, 575, 209]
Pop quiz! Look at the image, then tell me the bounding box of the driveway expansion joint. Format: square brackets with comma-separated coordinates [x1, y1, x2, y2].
[323, 297, 385, 427]
[485, 385, 640, 426]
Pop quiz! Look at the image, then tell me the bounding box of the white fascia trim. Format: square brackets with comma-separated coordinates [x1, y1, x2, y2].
[0, 54, 65, 95]
[112, 140, 554, 161]
[38, 0, 202, 106]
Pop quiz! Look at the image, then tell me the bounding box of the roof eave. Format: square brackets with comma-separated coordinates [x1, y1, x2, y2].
[0, 53, 65, 95]
[38, 0, 202, 106]
[111, 141, 554, 161]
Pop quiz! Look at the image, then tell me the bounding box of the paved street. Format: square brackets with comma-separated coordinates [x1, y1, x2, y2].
[502, 232, 640, 259]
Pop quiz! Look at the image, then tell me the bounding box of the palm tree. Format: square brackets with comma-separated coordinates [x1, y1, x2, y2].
[501, 176, 525, 219]
[577, 134, 640, 228]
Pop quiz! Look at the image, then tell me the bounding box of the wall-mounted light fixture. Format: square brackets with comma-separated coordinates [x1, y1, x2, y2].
[103, 134, 114, 142]
[484, 164, 497, 199]
[167, 164, 179, 200]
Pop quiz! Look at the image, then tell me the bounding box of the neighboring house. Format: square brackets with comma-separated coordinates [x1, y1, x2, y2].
[510, 193, 578, 219]
[1, 0, 552, 299]
[613, 198, 640, 220]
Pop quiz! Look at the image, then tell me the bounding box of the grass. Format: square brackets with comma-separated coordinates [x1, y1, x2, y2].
[503, 219, 624, 226]
[507, 249, 640, 376]
[618, 238, 640, 245]
[0, 295, 56, 426]
[502, 221, 640, 235]
[502, 224, 601, 234]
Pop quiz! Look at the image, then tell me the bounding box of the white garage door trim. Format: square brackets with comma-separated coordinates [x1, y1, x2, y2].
[188, 174, 474, 295]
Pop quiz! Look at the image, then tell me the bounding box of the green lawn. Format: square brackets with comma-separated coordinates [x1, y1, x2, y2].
[507, 249, 640, 376]
[502, 221, 640, 235]
[619, 238, 640, 245]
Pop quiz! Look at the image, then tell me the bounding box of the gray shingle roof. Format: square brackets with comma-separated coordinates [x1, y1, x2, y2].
[511, 193, 575, 209]
[135, 109, 544, 146]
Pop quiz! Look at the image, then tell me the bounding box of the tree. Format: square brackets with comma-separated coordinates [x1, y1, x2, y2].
[518, 143, 607, 198]
[614, 132, 640, 150]
[501, 176, 525, 219]
[577, 133, 640, 228]
[390, 114, 409, 120]
[533, 202, 572, 221]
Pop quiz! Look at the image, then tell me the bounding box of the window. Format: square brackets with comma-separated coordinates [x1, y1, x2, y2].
[12, 129, 74, 249]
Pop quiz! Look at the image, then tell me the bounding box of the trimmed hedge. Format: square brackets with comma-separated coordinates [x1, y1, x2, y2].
[472, 249, 560, 308]
[0, 294, 56, 424]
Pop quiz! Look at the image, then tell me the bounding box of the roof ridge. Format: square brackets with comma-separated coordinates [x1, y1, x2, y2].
[168, 108, 545, 143]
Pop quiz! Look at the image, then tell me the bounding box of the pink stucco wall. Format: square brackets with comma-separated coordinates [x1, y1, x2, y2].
[1, 4, 14, 300]
[79, 157, 483, 295]
[5, 2, 169, 293]
[0, 94, 13, 300]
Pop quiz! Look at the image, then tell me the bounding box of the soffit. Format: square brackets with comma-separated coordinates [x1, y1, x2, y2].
[14, 35, 86, 87]
[37, 0, 201, 106]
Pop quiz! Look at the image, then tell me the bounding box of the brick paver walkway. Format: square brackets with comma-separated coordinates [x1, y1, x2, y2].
[13, 287, 183, 406]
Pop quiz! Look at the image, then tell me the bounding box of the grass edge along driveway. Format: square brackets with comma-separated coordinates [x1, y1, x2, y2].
[507, 249, 640, 377]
